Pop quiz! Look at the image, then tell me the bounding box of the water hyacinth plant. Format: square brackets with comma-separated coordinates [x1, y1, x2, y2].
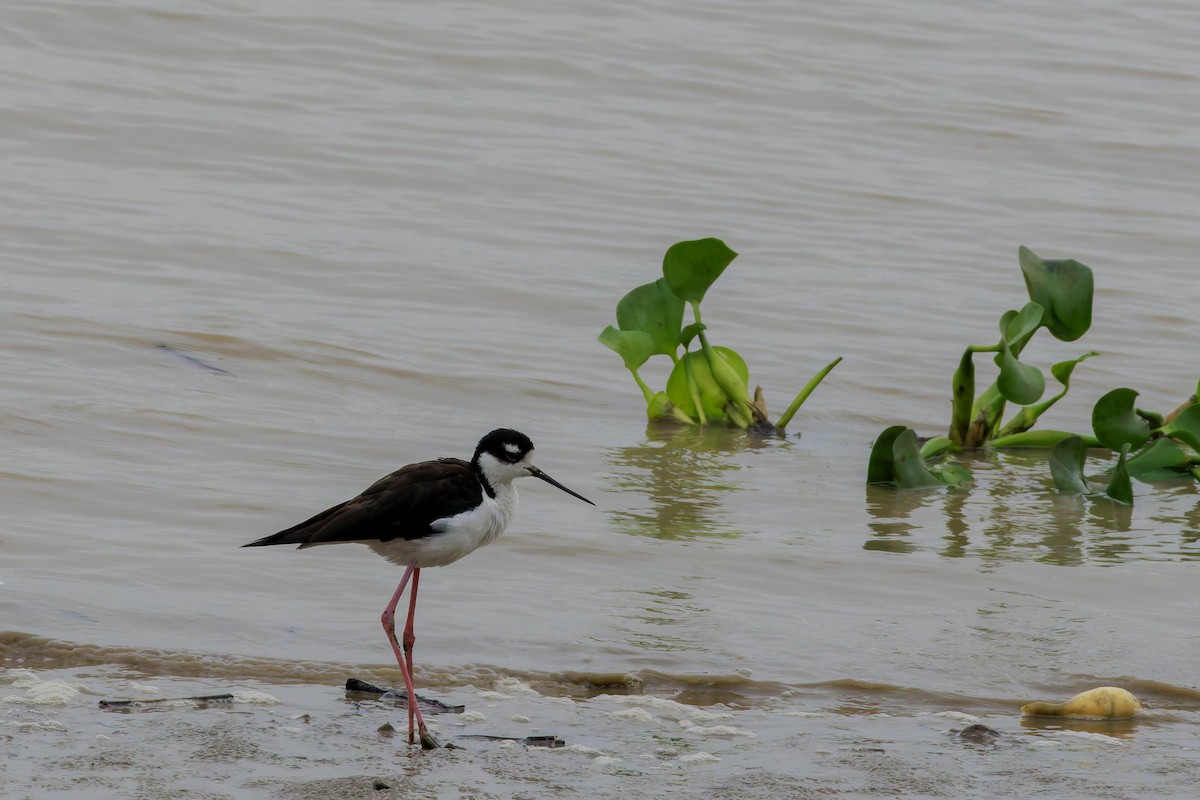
[869, 246, 1098, 488]
[599, 238, 841, 430]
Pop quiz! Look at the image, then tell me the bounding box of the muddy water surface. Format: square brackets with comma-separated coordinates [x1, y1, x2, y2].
[3, 0, 1200, 797]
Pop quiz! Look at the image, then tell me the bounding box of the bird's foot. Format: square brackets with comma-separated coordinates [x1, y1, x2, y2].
[418, 730, 441, 750]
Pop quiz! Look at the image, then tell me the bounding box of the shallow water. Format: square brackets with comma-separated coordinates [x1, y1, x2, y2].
[3, 0, 1200, 797]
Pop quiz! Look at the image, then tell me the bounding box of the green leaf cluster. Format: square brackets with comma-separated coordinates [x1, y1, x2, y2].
[1046, 390, 1200, 506]
[872, 246, 1098, 490]
[599, 238, 841, 429]
[869, 382, 1200, 496]
[950, 247, 1097, 449]
[867, 426, 971, 489]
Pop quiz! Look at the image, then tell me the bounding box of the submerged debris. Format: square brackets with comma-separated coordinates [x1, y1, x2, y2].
[458, 734, 566, 748]
[96, 689, 277, 711]
[98, 693, 234, 711]
[344, 678, 464, 714]
[155, 343, 232, 375]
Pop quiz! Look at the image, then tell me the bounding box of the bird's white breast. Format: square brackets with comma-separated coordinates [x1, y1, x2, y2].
[368, 484, 518, 569]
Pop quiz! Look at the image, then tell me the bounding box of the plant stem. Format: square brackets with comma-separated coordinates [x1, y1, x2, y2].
[968, 391, 1007, 447]
[725, 402, 752, 428]
[989, 430, 1101, 448]
[950, 348, 975, 445]
[919, 436, 957, 460]
[682, 350, 708, 425]
[1163, 396, 1197, 426]
[630, 368, 654, 403]
[695, 328, 762, 427]
[671, 407, 698, 425]
[962, 343, 1005, 446]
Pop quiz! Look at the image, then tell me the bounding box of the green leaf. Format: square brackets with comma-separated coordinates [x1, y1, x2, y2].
[1105, 444, 1134, 505]
[994, 351, 1098, 439]
[1049, 352, 1098, 386]
[1162, 404, 1200, 452]
[665, 346, 749, 422]
[1092, 388, 1153, 451]
[994, 338, 1045, 406]
[928, 462, 973, 487]
[661, 238, 738, 305]
[598, 326, 655, 372]
[1018, 246, 1094, 342]
[892, 428, 958, 489]
[1050, 435, 1092, 494]
[1000, 301, 1045, 351]
[615, 279, 685, 359]
[774, 356, 842, 429]
[1126, 437, 1194, 478]
[867, 425, 905, 484]
[679, 322, 706, 347]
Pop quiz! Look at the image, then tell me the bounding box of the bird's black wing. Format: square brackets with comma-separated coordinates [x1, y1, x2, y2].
[242, 458, 483, 548]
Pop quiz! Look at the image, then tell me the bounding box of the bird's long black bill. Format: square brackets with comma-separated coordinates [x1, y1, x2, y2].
[530, 467, 595, 506]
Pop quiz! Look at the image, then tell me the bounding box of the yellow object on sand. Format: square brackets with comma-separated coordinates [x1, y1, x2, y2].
[1020, 686, 1142, 720]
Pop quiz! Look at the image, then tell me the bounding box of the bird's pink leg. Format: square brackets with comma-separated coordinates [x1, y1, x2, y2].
[380, 564, 439, 749]
[403, 567, 421, 740]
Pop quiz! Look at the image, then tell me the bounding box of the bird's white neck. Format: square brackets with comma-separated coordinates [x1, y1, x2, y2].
[490, 479, 519, 524]
[474, 456, 519, 547]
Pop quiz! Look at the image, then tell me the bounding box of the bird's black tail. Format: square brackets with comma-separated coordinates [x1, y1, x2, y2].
[241, 500, 348, 548]
[241, 530, 296, 548]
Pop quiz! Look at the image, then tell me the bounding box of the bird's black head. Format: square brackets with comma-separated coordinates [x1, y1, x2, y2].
[472, 428, 595, 505]
[474, 428, 535, 465]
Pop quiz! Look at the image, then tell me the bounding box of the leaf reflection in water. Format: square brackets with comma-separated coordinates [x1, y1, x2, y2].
[605, 424, 789, 540]
[861, 448, 1200, 566]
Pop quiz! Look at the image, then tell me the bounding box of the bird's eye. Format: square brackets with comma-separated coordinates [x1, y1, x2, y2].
[500, 445, 524, 463]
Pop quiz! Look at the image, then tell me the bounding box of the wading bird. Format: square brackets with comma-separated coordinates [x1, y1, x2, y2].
[243, 428, 594, 748]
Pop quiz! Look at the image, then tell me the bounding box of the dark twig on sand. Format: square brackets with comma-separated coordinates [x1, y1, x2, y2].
[344, 678, 464, 714]
[99, 694, 234, 711]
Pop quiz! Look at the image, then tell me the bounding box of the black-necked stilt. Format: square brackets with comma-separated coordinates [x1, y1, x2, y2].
[242, 428, 594, 749]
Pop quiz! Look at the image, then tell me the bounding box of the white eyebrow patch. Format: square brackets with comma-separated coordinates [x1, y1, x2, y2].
[504, 443, 521, 455]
